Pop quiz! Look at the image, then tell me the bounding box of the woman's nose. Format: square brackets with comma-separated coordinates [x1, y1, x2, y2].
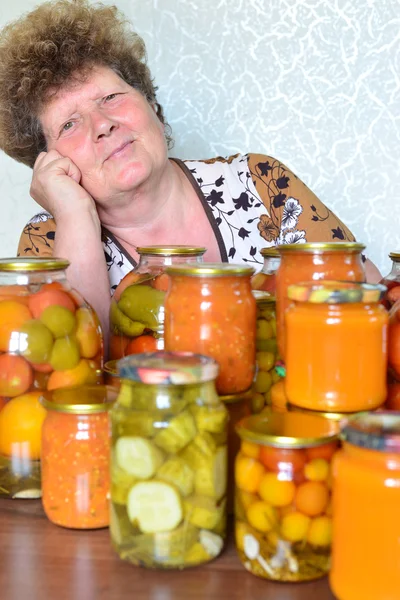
[91, 110, 118, 139]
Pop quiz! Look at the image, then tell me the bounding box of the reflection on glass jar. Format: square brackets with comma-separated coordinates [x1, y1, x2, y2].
[380, 252, 400, 309]
[276, 242, 366, 359]
[0, 258, 104, 499]
[110, 352, 228, 569]
[164, 264, 256, 396]
[235, 412, 339, 582]
[104, 360, 120, 389]
[251, 248, 280, 294]
[109, 246, 205, 360]
[285, 282, 388, 413]
[41, 385, 116, 528]
[331, 413, 400, 600]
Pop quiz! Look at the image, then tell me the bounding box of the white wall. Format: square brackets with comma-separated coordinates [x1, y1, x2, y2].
[0, 0, 399, 274]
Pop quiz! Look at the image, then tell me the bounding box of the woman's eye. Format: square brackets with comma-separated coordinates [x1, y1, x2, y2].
[62, 121, 74, 132]
[105, 93, 118, 102]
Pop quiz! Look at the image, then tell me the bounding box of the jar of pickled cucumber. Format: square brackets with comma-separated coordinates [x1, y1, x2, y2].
[41, 385, 116, 529]
[164, 264, 256, 396]
[235, 412, 339, 581]
[251, 248, 280, 294]
[0, 258, 103, 499]
[109, 246, 205, 360]
[110, 352, 228, 569]
[252, 291, 281, 413]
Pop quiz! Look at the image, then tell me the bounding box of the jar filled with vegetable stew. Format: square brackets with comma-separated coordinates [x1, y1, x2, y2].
[235, 412, 339, 581]
[0, 258, 103, 499]
[330, 413, 400, 600]
[285, 281, 388, 413]
[276, 242, 366, 359]
[110, 352, 228, 569]
[41, 385, 116, 529]
[164, 263, 256, 395]
[109, 246, 205, 359]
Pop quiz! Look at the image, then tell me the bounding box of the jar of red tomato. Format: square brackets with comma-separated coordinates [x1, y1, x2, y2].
[109, 246, 205, 359]
[251, 248, 280, 294]
[276, 242, 366, 359]
[164, 264, 256, 395]
[0, 258, 103, 499]
[235, 412, 339, 581]
[41, 385, 116, 529]
[380, 252, 400, 309]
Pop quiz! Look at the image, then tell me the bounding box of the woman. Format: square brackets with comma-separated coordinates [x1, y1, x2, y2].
[0, 0, 380, 335]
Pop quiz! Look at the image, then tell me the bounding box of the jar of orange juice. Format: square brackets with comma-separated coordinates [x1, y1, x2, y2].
[0, 258, 103, 499]
[109, 246, 205, 359]
[251, 248, 280, 294]
[41, 385, 116, 529]
[330, 412, 400, 600]
[276, 242, 366, 358]
[164, 264, 256, 395]
[235, 412, 339, 581]
[285, 281, 387, 413]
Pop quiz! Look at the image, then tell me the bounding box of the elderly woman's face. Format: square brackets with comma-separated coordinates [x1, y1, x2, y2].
[39, 66, 167, 204]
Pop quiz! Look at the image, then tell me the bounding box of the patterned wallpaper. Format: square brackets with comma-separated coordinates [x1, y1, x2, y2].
[0, 0, 399, 274]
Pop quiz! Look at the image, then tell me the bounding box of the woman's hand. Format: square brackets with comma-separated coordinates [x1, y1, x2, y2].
[30, 149, 97, 221]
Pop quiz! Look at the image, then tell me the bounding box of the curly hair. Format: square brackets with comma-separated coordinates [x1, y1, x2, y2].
[0, 0, 172, 168]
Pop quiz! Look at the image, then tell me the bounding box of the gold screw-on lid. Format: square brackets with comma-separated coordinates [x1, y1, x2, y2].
[277, 242, 365, 253]
[166, 263, 255, 277]
[40, 385, 118, 414]
[137, 245, 206, 256]
[260, 247, 280, 258]
[236, 412, 339, 448]
[0, 257, 70, 272]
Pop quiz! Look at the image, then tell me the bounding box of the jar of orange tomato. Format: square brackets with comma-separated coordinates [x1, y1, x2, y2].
[251, 248, 280, 294]
[235, 412, 339, 581]
[164, 264, 256, 396]
[330, 412, 400, 600]
[285, 281, 388, 413]
[276, 242, 366, 359]
[109, 246, 205, 359]
[41, 385, 116, 529]
[380, 252, 400, 309]
[0, 258, 103, 499]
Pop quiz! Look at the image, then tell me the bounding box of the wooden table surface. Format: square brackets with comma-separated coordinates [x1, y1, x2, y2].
[0, 499, 336, 600]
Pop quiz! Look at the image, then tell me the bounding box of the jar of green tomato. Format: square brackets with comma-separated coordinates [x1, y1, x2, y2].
[109, 246, 205, 360]
[110, 352, 228, 569]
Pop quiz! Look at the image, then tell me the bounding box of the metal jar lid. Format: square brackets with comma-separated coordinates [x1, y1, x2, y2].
[389, 252, 400, 262]
[117, 351, 219, 384]
[260, 247, 280, 258]
[137, 245, 206, 256]
[40, 385, 118, 414]
[236, 412, 339, 448]
[166, 263, 255, 277]
[287, 281, 386, 304]
[342, 412, 400, 452]
[252, 290, 276, 304]
[287, 403, 369, 423]
[277, 242, 365, 254]
[0, 257, 70, 272]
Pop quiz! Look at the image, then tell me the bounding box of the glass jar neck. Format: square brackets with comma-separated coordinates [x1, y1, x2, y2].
[137, 253, 204, 269]
[117, 380, 218, 410]
[169, 274, 253, 289]
[262, 256, 281, 275]
[0, 268, 70, 289]
[343, 441, 400, 470]
[386, 260, 400, 279]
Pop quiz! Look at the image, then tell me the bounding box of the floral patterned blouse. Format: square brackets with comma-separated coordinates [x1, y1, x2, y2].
[17, 153, 356, 293]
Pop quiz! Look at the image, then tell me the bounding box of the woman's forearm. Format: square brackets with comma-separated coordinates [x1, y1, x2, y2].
[53, 208, 111, 350]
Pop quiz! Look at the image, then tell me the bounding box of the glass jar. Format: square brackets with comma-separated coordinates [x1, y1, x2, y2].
[0, 258, 103, 499]
[110, 352, 228, 569]
[276, 242, 366, 359]
[285, 281, 387, 413]
[380, 252, 400, 309]
[251, 248, 281, 294]
[109, 246, 205, 360]
[164, 264, 256, 395]
[235, 412, 339, 581]
[220, 390, 252, 513]
[330, 412, 400, 600]
[388, 298, 400, 383]
[41, 385, 116, 529]
[252, 291, 281, 413]
[104, 360, 120, 389]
